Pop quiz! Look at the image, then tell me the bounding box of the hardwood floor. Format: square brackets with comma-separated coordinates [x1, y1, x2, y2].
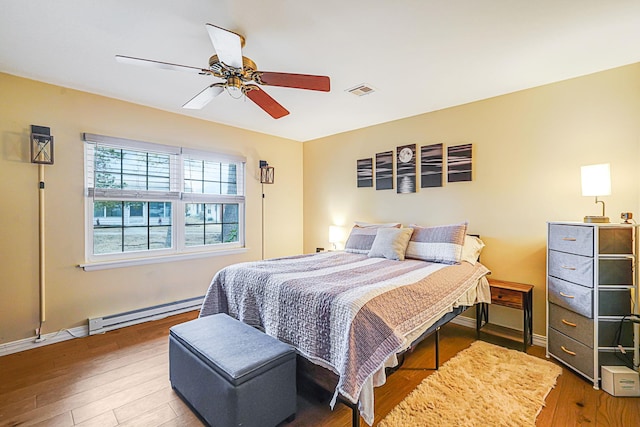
[1, 311, 638, 426]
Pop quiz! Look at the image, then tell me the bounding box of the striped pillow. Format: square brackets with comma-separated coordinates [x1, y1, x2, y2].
[405, 222, 468, 264]
[344, 223, 401, 254]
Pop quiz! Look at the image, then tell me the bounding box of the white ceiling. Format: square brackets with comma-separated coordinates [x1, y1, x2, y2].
[2, 0, 640, 142]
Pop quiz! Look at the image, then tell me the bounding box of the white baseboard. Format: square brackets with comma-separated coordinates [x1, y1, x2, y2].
[0, 311, 547, 358]
[0, 326, 88, 357]
[451, 315, 547, 348]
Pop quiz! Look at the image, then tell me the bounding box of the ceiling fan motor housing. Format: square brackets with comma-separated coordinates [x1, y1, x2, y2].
[208, 54, 257, 80]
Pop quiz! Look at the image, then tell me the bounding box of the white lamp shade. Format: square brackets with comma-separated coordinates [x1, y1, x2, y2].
[329, 225, 345, 244]
[581, 163, 611, 197]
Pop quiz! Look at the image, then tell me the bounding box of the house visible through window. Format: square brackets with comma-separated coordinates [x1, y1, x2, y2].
[84, 133, 245, 262]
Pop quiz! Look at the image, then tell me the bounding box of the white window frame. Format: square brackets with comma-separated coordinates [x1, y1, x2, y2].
[81, 133, 246, 271]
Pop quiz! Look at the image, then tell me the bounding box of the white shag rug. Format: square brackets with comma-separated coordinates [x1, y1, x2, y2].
[379, 340, 562, 427]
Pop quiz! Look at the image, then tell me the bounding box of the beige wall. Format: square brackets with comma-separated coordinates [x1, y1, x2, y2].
[303, 63, 640, 336]
[3, 63, 640, 347]
[0, 73, 303, 344]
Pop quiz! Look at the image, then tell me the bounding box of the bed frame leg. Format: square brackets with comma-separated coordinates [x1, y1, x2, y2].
[435, 327, 440, 370]
[352, 405, 360, 427]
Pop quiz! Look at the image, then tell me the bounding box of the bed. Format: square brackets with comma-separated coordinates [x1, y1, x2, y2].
[200, 242, 491, 425]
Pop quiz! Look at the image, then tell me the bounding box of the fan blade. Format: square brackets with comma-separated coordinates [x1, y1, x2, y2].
[244, 84, 289, 119]
[183, 84, 225, 109]
[115, 55, 211, 75]
[205, 24, 243, 69]
[254, 72, 330, 92]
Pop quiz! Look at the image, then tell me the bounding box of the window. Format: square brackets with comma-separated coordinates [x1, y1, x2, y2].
[83, 133, 245, 264]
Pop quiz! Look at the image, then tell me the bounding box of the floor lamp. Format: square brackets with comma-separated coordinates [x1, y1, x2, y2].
[30, 125, 54, 342]
[259, 160, 275, 260]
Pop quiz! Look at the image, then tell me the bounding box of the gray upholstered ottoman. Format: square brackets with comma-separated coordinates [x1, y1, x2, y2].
[169, 313, 296, 427]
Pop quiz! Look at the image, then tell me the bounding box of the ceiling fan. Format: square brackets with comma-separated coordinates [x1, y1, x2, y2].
[116, 24, 330, 119]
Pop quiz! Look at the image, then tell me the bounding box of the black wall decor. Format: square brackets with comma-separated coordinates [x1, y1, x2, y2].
[447, 144, 473, 182]
[375, 151, 393, 190]
[357, 158, 373, 188]
[396, 144, 416, 194]
[420, 143, 443, 188]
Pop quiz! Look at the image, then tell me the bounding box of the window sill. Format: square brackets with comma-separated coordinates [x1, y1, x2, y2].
[79, 247, 248, 271]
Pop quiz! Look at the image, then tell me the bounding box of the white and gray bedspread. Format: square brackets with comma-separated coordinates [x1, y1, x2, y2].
[200, 251, 491, 425]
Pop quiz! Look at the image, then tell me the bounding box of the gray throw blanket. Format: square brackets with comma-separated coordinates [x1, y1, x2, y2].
[200, 252, 490, 424]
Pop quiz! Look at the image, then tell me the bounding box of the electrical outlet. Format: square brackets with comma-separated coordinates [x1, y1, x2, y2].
[35, 328, 40, 336]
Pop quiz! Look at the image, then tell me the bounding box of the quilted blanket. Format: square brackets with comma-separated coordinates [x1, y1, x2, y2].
[200, 251, 490, 424]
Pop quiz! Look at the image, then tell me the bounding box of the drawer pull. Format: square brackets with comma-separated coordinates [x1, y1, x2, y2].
[561, 265, 576, 270]
[559, 292, 575, 299]
[562, 237, 577, 241]
[561, 346, 577, 356]
[561, 319, 577, 327]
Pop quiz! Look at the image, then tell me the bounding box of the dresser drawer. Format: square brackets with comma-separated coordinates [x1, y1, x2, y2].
[548, 250, 593, 287]
[548, 303, 593, 346]
[599, 227, 633, 255]
[548, 276, 593, 318]
[548, 328, 594, 379]
[599, 319, 634, 347]
[599, 258, 633, 285]
[599, 288, 632, 316]
[490, 287, 523, 309]
[548, 224, 593, 257]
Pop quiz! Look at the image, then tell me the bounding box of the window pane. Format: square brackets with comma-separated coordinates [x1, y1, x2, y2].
[94, 201, 123, 225]
[106, 203, 122, 217]
[223, 204, 238, 223]
[122, 150, 147, 174]
[95, 147, 121, 171]
[123, 226, 148, 252]
[95, 172, 122, 189]
[125, 202, 146, 227]
[185, 224, 204, 246]
[148, 154, 170, 177]
[183, 160, 202, 184]
[185, 203, 204, 224]
[185, 179, 203, 194]
[122, 173, 147, 190]
[221, 164, 237, 184]
[203, 181, 221, 194]
[94, 226, 122, 254]
[150, 226, 171, 249]
[150, 202, 171, 224]
[205, 224, 222, 245]
[222, 223, 239, 243]
[183, 159, 239, 196]
[203, 161, 221, 181]
[94, 146, 123, 189]
[222, 183, 237, 195]
[205, 204, 222, 224]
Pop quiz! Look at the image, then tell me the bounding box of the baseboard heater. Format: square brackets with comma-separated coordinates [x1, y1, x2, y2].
[88, 296, 204, 335]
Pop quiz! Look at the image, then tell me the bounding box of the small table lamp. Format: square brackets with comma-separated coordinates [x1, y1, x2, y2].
[329, 225, 345, 250]
[581, 163, 611, 223]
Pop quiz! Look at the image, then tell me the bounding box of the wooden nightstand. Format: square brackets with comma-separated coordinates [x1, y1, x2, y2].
[476, 278, 534, 352]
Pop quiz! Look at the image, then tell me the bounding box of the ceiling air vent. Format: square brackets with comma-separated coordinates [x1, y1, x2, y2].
[346, 84, 376, 96]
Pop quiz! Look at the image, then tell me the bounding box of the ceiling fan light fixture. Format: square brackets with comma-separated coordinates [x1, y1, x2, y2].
[225, 76, 244, 99]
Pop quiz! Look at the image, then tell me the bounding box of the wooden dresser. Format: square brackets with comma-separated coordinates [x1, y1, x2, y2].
[546, 221, 639, 388]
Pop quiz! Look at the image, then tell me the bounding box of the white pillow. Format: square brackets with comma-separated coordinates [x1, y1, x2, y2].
[367, 228, 414, 261]
[461, 235, 485, 265]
